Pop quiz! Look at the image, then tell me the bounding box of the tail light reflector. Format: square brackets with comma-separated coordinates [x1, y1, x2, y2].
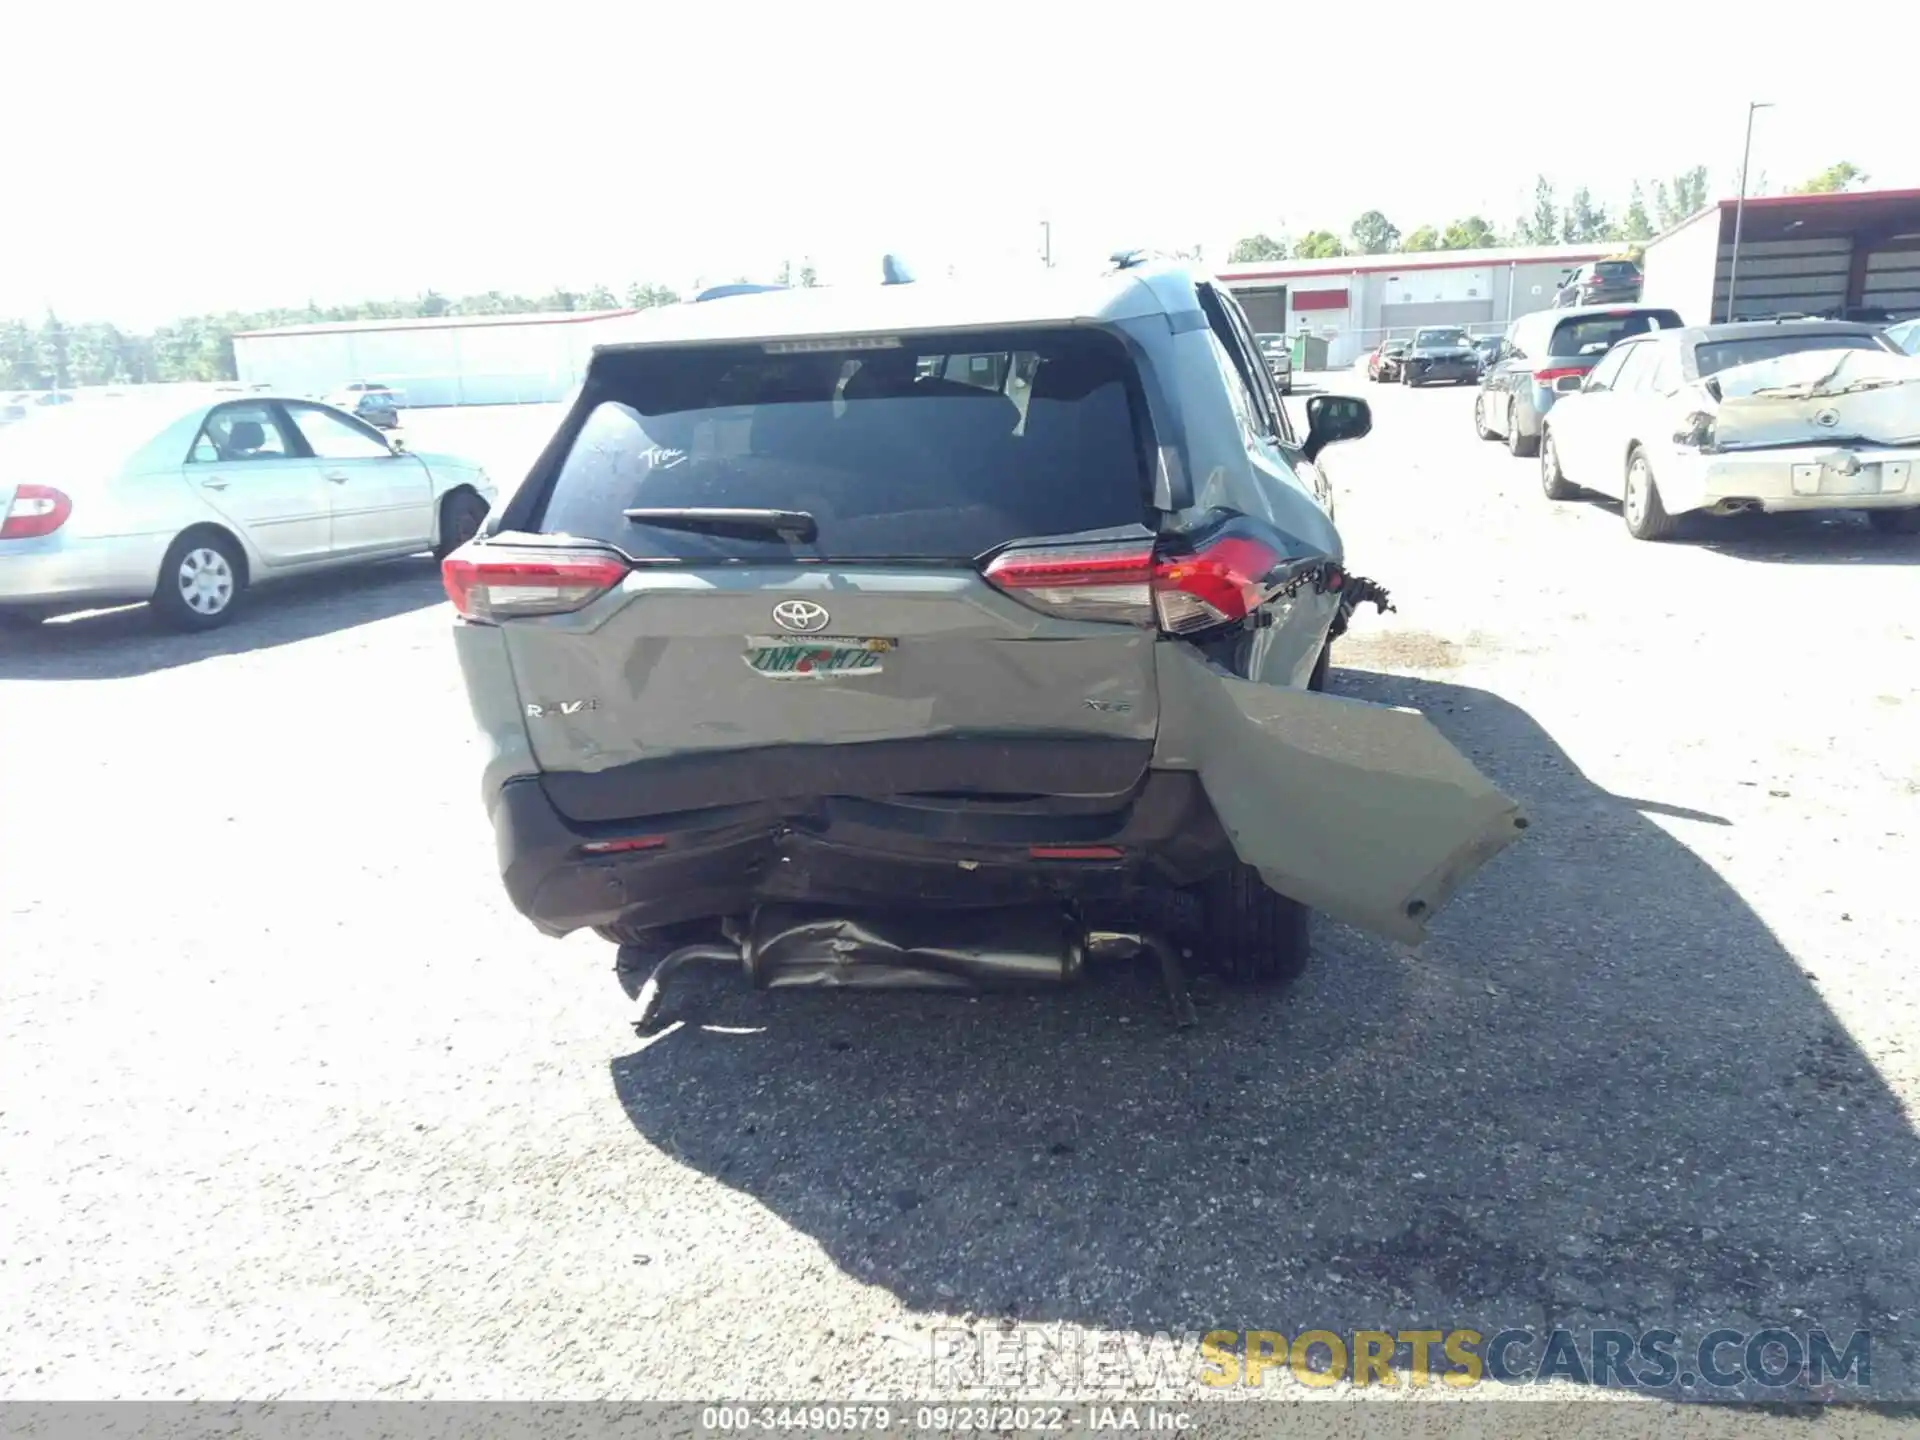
[2, 485, 72, 540]
[983, 532, 1287, 636]
[1029, 845, 1125, 860]
[1533, 366, 1586, 383]
[441, 546, 629, 623]
[579, 836, 667, 855]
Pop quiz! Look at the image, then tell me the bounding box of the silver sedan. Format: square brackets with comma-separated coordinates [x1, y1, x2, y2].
[0, 392, 496, 630]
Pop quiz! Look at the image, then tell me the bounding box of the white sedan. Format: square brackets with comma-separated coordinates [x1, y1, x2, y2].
[0, 392, 496, 629]
[1536, 321, 1919, 540]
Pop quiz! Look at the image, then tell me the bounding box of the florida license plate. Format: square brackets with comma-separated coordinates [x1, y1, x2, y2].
[743, 636, 895, 679]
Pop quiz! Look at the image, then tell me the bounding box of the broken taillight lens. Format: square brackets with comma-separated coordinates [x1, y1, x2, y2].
[1, 485, 73, 540]
[1150, 535, 1284, 634]
[441, 545, 630, 623]
[983, 531, 1286, 636]
[1673, 411, 1719, 452]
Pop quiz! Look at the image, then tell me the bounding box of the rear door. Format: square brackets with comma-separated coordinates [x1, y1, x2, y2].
[1546, 339, 1635, 489]
[487, 326, 1164, 791]
[184, 402, 331, 565]
[1584, 340, 1658, 491]
[283, 401, 432, 554]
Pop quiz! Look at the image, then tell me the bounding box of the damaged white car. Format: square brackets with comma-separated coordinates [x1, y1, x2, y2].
[445, 259, 1531, 1028]
[1537, 319, 1919, 538]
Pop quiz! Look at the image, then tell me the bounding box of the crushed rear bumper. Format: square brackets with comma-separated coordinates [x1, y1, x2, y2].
[491, 747, 1230, 938]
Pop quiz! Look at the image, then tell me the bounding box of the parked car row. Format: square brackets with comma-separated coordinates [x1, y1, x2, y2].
[2, 390, 75, 427]
[1463, 310, 1920, 540]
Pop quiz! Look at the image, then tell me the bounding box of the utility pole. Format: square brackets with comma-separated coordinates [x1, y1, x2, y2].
[1726, 101, 1773, 322]
[1041, 220, 1052, 269]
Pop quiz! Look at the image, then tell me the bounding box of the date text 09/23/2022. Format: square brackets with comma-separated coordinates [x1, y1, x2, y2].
[700, 1405, 1192, 1432]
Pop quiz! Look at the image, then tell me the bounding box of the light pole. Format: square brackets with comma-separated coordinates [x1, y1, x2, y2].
[1725, 101, 1773, 323]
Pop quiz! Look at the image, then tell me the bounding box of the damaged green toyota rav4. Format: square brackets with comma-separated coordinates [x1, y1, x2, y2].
[444, 259, 1528, 1025]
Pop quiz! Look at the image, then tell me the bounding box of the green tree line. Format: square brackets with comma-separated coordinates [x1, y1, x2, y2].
[1228, 161, 1868, 264]
[1, 264, 819, 391]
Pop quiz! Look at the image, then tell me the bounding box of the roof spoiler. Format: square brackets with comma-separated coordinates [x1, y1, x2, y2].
[693, 283, 787, 302]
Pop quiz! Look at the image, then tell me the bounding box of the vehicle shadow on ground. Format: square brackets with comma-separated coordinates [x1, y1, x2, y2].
[607, 668, 1919, 1400]
[0, 557, 446, 681]
[1690, 511, 1920, 566]
[1572, 499, 1920, 565]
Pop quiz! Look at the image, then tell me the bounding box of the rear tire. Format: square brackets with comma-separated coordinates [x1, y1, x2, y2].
[1623, 446, 1678, 541]
[1540, 428, 1577, 500]
[1506, 403, 1539, 458]
[1867, 509, 1920, 535]
[1195, 863, 1311, 989]
[152, 529, 246, 631]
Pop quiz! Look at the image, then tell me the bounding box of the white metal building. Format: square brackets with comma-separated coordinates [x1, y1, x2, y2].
[1637, 187, 1920, 325]
[1219, 243, 1617, 368]
[231, 309, 643, 408]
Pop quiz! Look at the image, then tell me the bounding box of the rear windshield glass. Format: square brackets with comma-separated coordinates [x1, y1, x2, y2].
[1695, 333, 1889, 378]
[1549, 309, 1683, 358]
[1594, 261, 1640, 279]
[535, 328, 1150, 561]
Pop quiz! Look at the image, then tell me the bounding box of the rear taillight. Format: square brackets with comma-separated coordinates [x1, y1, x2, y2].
[1533, 366, 1586, 384]
[2, 485, 72, 540]
[440, 546, 630, 623]
[981, 540, 1156, 625]
[983, 532, 1287, 636]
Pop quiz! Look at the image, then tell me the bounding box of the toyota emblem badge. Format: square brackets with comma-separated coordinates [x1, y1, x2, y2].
[772, 599, 831, 633]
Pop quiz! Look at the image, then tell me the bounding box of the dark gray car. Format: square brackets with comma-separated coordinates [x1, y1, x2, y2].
[1475, 304, 1684, 456]
[1401, 326, 1479, 387]
[443, 264, 1526, 1022]
[1553, 258, 1644, 308]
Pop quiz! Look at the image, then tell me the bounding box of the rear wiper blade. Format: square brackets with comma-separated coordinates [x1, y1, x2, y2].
[621, 507, 818, 544]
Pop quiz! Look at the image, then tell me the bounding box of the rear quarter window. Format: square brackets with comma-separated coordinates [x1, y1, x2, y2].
[534, 328, 1153, 562]
[1694, 333, 1891, 378]
[1550, 309, 1683, 358]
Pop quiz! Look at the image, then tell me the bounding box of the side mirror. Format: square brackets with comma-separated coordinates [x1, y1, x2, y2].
[1303, 394, 1372, 461]
[1554, 375, 1584, 395]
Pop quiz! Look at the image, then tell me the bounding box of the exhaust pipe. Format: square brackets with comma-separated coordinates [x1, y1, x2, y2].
[625, 904, 1196, 1032]
[746, 904, 1084, 991]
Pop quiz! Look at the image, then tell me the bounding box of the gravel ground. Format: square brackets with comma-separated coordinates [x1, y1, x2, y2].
[3, 378, 1917, 1418]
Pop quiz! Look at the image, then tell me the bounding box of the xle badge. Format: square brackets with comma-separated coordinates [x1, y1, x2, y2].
[743, 635, 895, 680]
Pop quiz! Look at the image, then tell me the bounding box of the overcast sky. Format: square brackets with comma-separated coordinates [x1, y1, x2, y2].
[10, 0, 1915, 327]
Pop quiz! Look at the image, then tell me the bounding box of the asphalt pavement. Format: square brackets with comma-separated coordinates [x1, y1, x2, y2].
[3, 377, 1917, 1418]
